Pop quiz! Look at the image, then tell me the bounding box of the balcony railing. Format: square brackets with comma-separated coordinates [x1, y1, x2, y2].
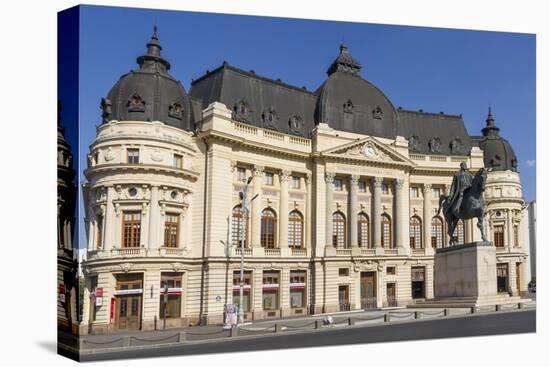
[411, 248, 425, 256]
[158, 247, 185, 256]
[234, 248, 252, 257]
[264, 248, 281, 257]
[336, 248, 352, 256]
[360, 248, 376, 256]
[291, 248, 307, 257]
[384, 248, 398, 256]
[111, 247, 146, 256]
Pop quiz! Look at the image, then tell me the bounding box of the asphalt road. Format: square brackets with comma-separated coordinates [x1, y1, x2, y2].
[78, 309, 535, 362]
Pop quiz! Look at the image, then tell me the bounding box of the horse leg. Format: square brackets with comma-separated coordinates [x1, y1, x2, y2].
[448, 218, 456, 246]
[477, 215, 487, 242]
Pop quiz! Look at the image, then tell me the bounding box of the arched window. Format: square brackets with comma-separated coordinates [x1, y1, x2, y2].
[357, 213, 370, 248]
[332, 211, 346, 248]
[231, 205, 248, 247]
[454, 220, 465, 245]
[261, 208, 277, 248]
[409, 216, 423, 249]
[431, 217, 444, 248]
[381, 214, 393, 248]
[288, 210, 304, 248]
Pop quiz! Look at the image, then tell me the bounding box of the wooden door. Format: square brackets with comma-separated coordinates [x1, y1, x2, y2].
[386, 283, 396, 307]
[516, 263, 521, 294]
[338, 285, 349, 310]
[115, 278, 142, 330]
[360, 272, 377, 308]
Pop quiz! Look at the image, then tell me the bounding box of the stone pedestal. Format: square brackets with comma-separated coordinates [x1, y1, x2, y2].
[434, 241, 497, 299]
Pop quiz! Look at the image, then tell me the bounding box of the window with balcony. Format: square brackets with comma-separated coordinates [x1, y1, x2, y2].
[288, 210, 303, 248]
[127, 149, 140, 164]
[381, 214, 392, 248]
[261, 208, 277, 248]
[332, 211, 346, 248]
[409, 216, 423, 248]
[96, 214, 104, 248]
[431, 216, 444, 248]
[513, 225, 519, 247]
[231, 205, 248, 247]
[122, 211, 141, 248]
[357, 212, 370, 247]
[164, 213, 179, 248]
[159, 273, 182, 319]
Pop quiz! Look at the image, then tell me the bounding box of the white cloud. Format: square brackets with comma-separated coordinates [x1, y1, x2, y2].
[525, 159, 536, 167]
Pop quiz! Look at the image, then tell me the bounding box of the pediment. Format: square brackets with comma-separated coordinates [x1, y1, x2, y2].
[320, 137, 415, 166]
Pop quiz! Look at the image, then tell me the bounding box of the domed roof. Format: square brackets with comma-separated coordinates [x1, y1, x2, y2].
[100, 27, 193, 130]
[315, 44, 398, 139]
[478, 108, 518, 172]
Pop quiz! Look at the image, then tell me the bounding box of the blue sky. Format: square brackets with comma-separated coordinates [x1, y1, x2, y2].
[71, 5, 536, 246]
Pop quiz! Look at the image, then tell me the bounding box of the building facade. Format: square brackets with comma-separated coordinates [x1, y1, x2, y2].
[81, 29, 531, 334]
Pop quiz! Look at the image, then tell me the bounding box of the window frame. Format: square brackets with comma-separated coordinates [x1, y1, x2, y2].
[493, 224, 505, 247]
[431, 216, 444, 248]
[121, 211, 141, 248]
[173, 153, 183, 169]
[127, 148, 140, 164]
[231, 205, 249, 248]
[332, 211, 347, 248]
[163, 212, 180, 248]
[288, 210, 304, 248]
[409, 216, 423, 249]
[381, 214, 393, 248]
[357, 212, 370, 248]
[261, 208, 277, 248]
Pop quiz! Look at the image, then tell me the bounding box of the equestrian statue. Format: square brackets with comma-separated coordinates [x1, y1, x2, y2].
[438, 162, 488, 246]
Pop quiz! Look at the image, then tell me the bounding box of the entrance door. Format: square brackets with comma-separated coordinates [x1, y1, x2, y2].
[115, 276, 143, 330]
[360, 272, 377, 309]
[411, 267, 425, 299]
[338, 285, 350, 311]
[497, 263, 509, 293]
[516, 262, 521, 294]
[386, 283, 397, 307]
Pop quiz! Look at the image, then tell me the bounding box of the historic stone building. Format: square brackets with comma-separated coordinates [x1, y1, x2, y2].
[81, 28, 531, 334]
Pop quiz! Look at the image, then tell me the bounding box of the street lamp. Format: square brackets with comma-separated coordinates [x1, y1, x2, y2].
[163, 283, 168, 330]
[237, 176, 258, 325]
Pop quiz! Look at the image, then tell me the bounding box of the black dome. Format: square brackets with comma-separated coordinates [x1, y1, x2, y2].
[478, 109, 518, 172]
[100, 27, 193, 130]
[315, 44, 398, 139]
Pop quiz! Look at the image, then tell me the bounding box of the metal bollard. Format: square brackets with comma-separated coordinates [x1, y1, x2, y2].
[178, 331, 186, 343]
[230, 326, 239, 337]
[275, 323, 280, 333]
[518, 302, 524, 309]
[315, 320, 321, 329]
[471, 306, 476, 314]
[443, 308, 449, 317]
[122, 336, 131, 347]
[348, 317, 354, 326]
[495, 304, 502, 312]
[414, 311, 420, 319]
[384, 313, 389, 322]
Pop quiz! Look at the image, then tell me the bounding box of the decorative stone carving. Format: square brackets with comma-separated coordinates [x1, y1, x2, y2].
[373, 176, 383, 188]
[127, 93, 146, 113]
[261, 107, 279, 130]
[253, 165, 264, 177]
[428, 137, 442, 153]
[170, 262, 183, 272]
[450, 137, 464, 154]
[408, 135, 420, 151]
[280, 170, 291, 182]
[104, 147, 115, 161]
[395, 179, 404, 189]
[288, 115, 304, 136]
[150, 150, 163, 162]
[372, 105, 383, 120]
[325, 172, 335, 183]
[120, 263, 134, 273]
[343, 99, 354, 114]
[350, 175, 360, 185]
[168, 102, 184, 120]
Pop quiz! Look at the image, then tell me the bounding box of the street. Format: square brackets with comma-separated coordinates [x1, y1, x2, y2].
[76, 309, 536, 362]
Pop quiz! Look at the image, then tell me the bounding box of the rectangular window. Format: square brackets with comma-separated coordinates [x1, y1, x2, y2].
[127, 149, 140, 164]
[381, 183, 389, 194]
[173, 154, 183, 169]
[163, 213, 179, 248]
[410, 187, 419, 198]
[96, 214, 104, 248]
[494, 225, 504, 247]
[262, 271, 280, 310]
[432, 187, 442, 198]
[290, 270, 306, 308]
[264, 172, 274, 186]
[339, 268, 350, 277]
[291, 176, 300, 189]
[233, 271, 252, 312]
[387, 266, 396, 275]
[90, 276, 98, 322]
[122, 211, 141, 247]
[237, 167, 246, 182]
[159, 273, 182, 319]
[334, 178, 343, 191]
[358, 180, 367, 193]
[513, 225, 519, 247]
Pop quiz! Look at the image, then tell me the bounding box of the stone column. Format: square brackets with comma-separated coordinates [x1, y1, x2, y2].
[325, 172, 335, 248]
[349, 175, 360, 248]
[251, 165, 264, 248]
[305, 174, 312, 251]
[279, 170, 291, 248]
[372, 177, 383, 249]
[148, 185, 160, 250]
[395, 179, 409, 254]
[103, 186, 116, 251]
[423, 184, 432, 250]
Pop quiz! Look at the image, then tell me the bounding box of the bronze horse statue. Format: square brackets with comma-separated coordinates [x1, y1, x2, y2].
[438, 168, 488, 246]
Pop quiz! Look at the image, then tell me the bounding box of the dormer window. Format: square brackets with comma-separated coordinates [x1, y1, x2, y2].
[233, 100, 251, 122]
[262, 108, 278, 130]
[168, 102, 184, 120]
[343, 100, 354, 114]
[372, 105, 383, 120]
[127, 93, 145, 112]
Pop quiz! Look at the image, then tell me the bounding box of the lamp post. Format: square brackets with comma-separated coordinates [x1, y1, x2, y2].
[163, 284, 168, 330]
[238, 176, 258, 325]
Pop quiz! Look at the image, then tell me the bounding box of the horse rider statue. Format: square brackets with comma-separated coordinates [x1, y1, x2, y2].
[438, 162, 488, 246]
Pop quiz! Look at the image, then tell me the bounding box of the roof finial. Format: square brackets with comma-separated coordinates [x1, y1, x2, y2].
[327, 43, 362, 76]
[482, 106, 499, 137]
[136, 24, 171, 71]
[152, 25, 158, 40]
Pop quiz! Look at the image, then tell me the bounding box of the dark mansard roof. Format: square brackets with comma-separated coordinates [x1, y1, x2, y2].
[100, 32, 517, 165]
